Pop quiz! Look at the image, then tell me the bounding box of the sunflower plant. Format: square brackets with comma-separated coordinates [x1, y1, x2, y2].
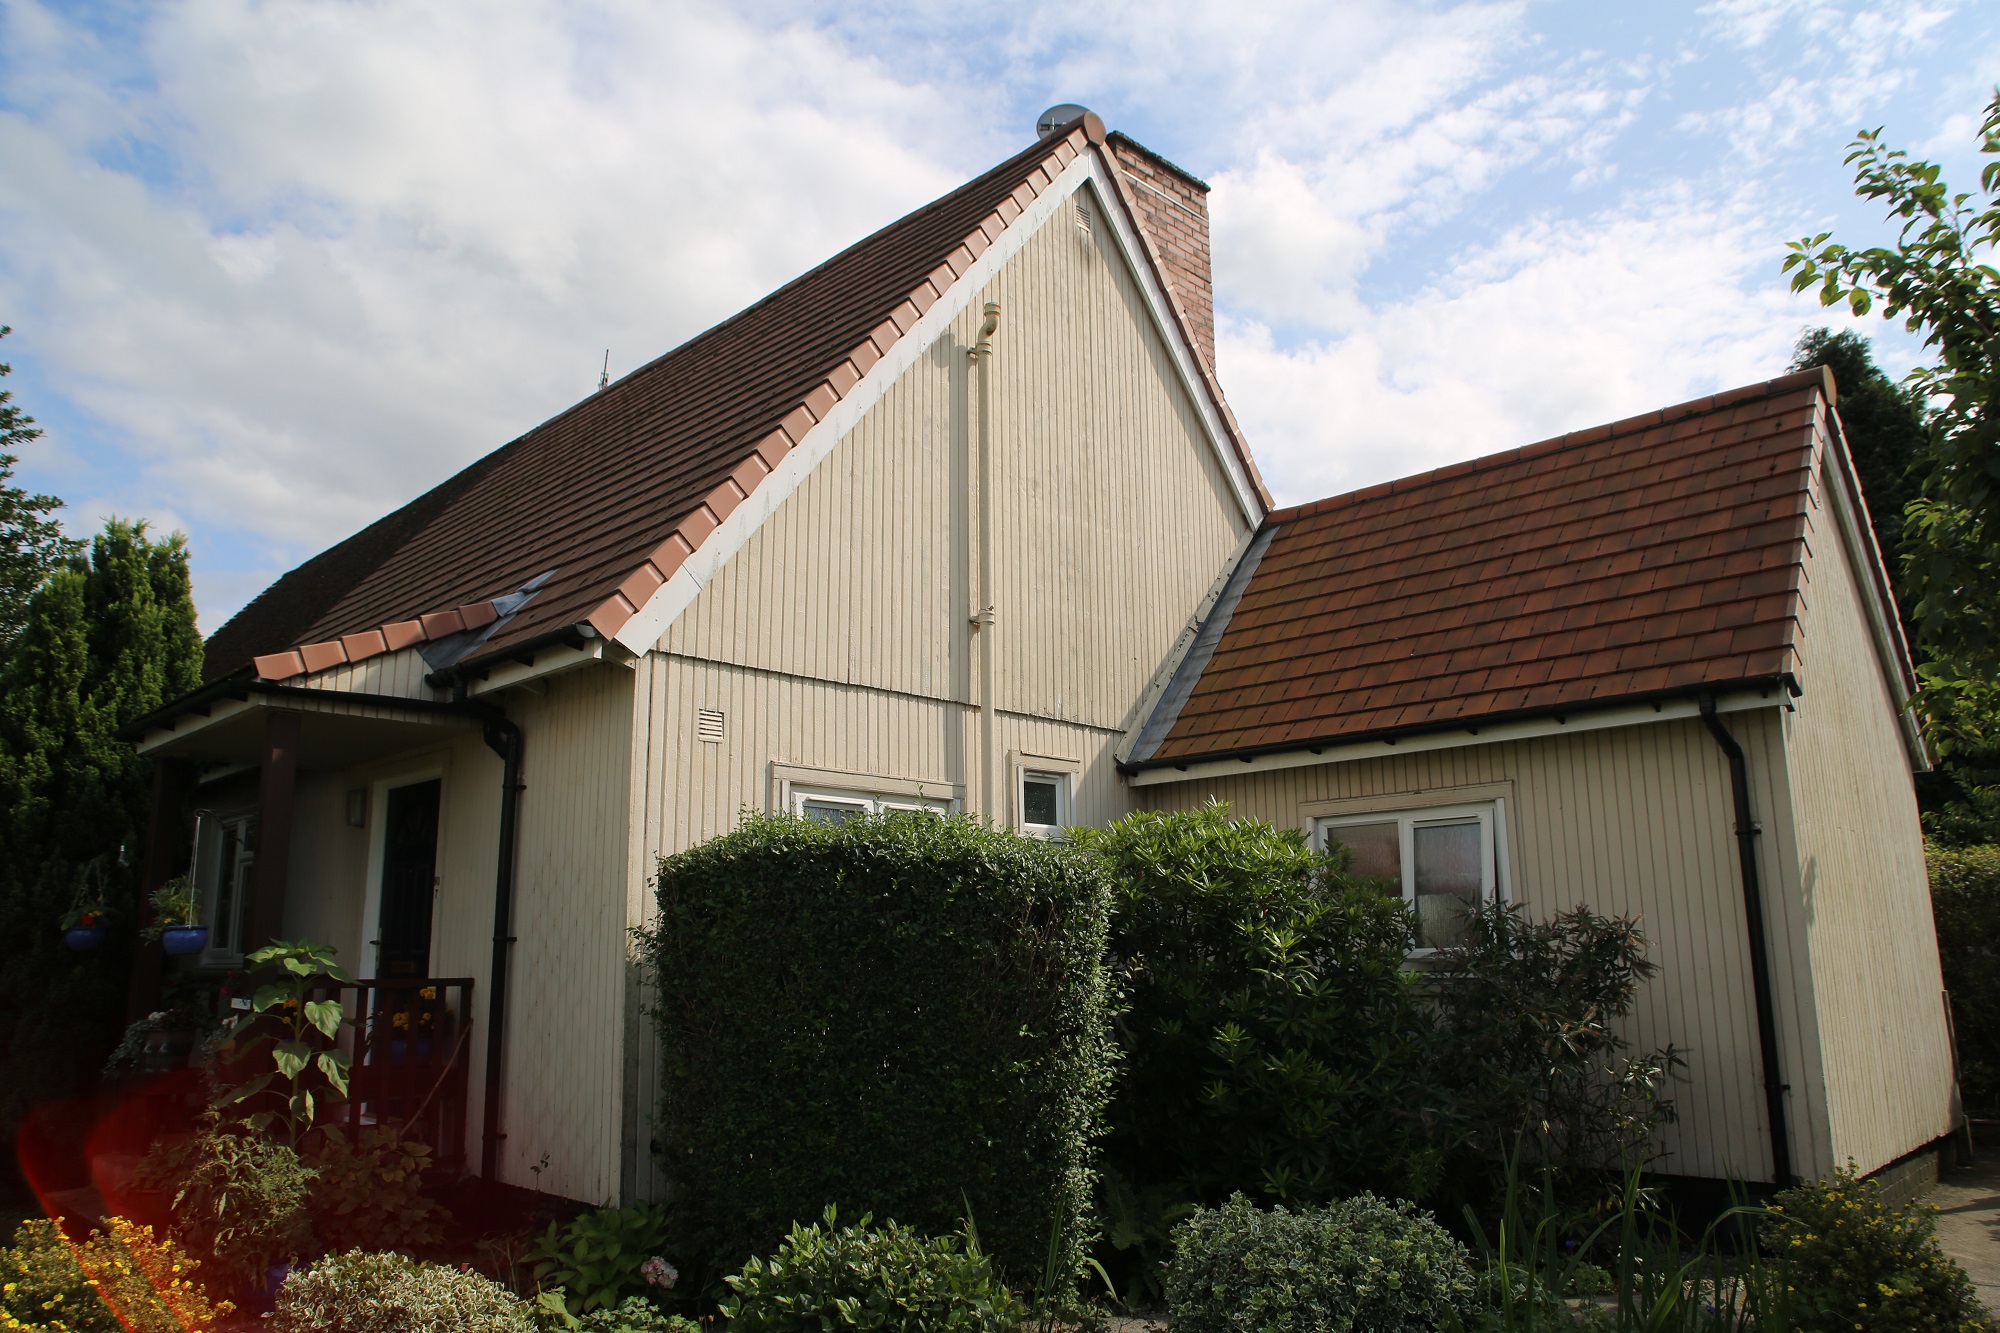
[217, 939, 354, 1146]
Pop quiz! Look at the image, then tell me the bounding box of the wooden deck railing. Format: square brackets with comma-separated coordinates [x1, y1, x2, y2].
[293, 976, 475, 1169]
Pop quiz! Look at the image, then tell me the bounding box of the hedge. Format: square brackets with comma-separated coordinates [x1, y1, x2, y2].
[639, 812, 1114, 1286]
[1929, 842, 2000, 1116]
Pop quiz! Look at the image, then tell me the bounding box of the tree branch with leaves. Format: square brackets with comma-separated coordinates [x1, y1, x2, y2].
[1783, 92, 2000, 787]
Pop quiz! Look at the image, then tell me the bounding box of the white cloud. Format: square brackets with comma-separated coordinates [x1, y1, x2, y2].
[0, 0, 971, 623]
[0, 0, 1986, 631]
[1686, 0, 1955, 163]
[1222, 186, 1865, 508]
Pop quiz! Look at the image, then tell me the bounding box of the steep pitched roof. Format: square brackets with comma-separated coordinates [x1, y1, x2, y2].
[1128, 367, 1906, 767]
[211, 113, 1261, 686]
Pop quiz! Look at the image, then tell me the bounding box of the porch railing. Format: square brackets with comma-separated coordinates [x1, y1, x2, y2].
[296, 976, 476, 1170]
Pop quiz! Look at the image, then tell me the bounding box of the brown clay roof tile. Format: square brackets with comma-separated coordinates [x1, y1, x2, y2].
[1130, 368, 1845, 766]
[207, 119, 1132, 684]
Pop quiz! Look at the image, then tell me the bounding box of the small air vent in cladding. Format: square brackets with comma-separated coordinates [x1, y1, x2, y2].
[1074, 198, 1092, 233]
[695, 709, 725, 744]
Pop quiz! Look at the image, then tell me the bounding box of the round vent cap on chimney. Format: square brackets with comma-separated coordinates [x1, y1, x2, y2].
[1037, 104, 1091, 139]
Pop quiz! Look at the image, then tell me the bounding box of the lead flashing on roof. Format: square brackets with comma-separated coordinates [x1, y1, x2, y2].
[1123, 524, 1274, 764]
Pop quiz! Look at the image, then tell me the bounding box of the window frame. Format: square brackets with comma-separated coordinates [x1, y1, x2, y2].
[1017, 770, 1071, 839]
[787, 784, 952, 822]
[1009, 752, 1078, 840]
[192, 806, 259, 968]
[1314, 799, 1511, 955]
[769, 763, 961, 820]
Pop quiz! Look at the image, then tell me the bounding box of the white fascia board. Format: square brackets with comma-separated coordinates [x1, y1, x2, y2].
[134, 693, 262, 757]
[1081, 161, 1261, 525]
[1815, 405, 1930, 770]
[1127, 688, 1784, 787]
[613, 145, 1258, 655]
[466, 639, 614, 698]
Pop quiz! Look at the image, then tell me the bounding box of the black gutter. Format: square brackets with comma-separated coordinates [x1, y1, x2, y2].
[1698, 694, 1794, 1188]
[1119, 675, 1800, 776]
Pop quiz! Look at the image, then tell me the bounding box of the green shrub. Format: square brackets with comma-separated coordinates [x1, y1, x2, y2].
[1072, 804, 1430, 1207]
[1424, 901, 1679, 1220]
[134, 1113, 317, 1283]
[1078, 804, 1674, 1232]
[1929, 842, 2000, 1115]
[1166, 1193, 1476, 1333]
[1762, 1164, 1990, 1333]
[534, 1291, 700, 1332]
[525, 1204, 672, 1314]
[0, 1215, 233, 1333]
[722, 1206, 1023, 1333]
[270, 1249, 536, 1333]
[641, 812, 1114, 1285]
[306, 1124, 449, 1254]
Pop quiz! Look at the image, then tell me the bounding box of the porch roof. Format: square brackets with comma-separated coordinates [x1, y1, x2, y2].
[132, 681, 488, 770]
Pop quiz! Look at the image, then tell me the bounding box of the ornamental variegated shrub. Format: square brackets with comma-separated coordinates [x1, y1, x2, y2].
[1166, 1193, 1476, 1333]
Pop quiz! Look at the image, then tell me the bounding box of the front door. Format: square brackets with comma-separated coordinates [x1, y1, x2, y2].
[377, 779, 440, 979]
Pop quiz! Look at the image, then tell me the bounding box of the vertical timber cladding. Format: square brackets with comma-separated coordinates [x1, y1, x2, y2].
[624, 179, 1254, 1200]
[659, 182, 1249, 733]
[482, 662, 636, 1204]
[1780, 424, 1954, 1176]
[1136, 716, 1831, 1186]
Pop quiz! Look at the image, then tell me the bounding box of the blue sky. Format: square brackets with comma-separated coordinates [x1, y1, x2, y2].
[1, 0, 1995, 629]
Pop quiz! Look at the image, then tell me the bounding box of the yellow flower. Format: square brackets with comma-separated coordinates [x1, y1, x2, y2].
[419, 986, 436, 1000]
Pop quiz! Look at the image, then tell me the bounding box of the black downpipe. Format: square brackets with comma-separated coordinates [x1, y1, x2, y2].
[479, 715, 524, 1183]
[1698, 695, 1794, 1187]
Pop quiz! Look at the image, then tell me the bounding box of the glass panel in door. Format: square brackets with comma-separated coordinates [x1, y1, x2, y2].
[378, 780, 441, 979]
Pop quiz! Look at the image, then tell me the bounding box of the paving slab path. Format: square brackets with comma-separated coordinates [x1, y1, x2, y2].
[1924, 1156, 2000, 1315]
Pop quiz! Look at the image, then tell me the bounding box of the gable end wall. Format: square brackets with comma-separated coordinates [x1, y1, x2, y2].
[1774, 410, 1954, 1175]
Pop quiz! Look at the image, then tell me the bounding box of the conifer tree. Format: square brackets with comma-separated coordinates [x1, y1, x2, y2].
[0, 521, 202, 1143]
[0, 326, 80, 648]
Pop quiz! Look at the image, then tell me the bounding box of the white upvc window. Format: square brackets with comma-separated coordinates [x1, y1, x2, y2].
[1018, 769, 1071, 839]
[789, 785, 951, 823]
[193, 808, 258, 967]
[1316, 801, 1507, 952]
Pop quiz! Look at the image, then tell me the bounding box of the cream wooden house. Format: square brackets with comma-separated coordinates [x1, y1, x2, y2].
[130, 110, 1956, 1204]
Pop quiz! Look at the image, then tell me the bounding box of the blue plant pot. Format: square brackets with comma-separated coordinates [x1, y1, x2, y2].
[161, 925, 209, 957]
[261, 1261, 294, 1311]
[64, 925, 106, 951]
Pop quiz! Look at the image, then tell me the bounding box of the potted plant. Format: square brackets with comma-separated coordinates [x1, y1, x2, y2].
[61, 900, 108, 950]
[146, 875, 208, 956]
[62, 851, 123, 950]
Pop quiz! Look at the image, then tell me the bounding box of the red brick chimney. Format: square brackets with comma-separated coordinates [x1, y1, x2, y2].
[1106, 132, 1215, 372]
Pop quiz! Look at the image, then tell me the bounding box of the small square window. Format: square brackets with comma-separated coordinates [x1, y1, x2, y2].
[1019, 770, 1070, 836]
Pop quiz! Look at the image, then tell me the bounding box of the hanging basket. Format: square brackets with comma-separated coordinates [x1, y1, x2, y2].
[161, 925, 210, 957]
[64, 924, 107, 951]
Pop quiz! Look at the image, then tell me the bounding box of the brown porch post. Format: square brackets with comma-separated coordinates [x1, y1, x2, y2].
[124, 757, 195, 1022]
[248, 710, 301, 950]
